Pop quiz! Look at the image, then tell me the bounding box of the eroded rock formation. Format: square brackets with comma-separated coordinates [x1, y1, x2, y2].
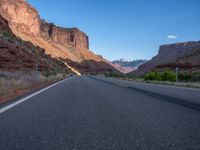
[133, 41, 200, 75]
[0, 0, 41, 36]
[0, 0, 93, 61]
[41, 20, 89, 49]
[0, 14, 71, 73]
[0, 0, 118, 74]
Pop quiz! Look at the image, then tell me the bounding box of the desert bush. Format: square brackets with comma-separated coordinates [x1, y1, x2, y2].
[144, 71, 200, 82]
[179, 72, 191, 81]
[40, 72, 68, 82]
[144, 71, 176, 82]
[161, 71, 176, 81]
[144, 71, 161, 81]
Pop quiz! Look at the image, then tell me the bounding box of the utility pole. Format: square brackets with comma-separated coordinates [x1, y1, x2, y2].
[176, 67, 179, 82]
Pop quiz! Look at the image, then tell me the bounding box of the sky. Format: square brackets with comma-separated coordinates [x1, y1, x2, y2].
[27, 0, 200, 61]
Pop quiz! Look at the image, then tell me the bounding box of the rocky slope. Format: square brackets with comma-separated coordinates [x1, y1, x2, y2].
[0, 14, 71, 74]
[112, 59, 147, 73]
[0, 0, 117, 74]
[63, 59, 118, 75]
[133, 41, 200, 75]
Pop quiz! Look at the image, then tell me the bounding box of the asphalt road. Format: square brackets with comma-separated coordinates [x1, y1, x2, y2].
[0, 76, 200, 150]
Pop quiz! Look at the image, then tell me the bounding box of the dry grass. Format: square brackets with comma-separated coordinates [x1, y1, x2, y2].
[0, 71, 68, 100]
[40, 73, 67, 82]
[107, 76, 200, 89]
[145, 80, 200, 89]
[0, 78, 29, 97]
[127, 77, 200, 89]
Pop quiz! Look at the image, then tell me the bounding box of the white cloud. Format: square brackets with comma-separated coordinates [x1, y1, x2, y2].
[167, 35, 178, 39]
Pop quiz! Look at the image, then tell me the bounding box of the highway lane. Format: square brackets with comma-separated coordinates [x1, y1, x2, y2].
[90, 76, 200, 111]
[0, 76, 200, 150]
[90, 76, 200, 104]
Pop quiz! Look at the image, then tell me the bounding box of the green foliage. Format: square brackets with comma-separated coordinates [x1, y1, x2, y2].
[104, 69, 200, 83]
[161, 71, 176, 81]
[144, 71, 162, 81]
[144, 71, 176, 82]
[179, 72, 191, 81]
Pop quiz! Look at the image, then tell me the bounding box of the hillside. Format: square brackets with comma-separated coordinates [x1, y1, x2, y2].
[132, 41, 200, 75]
[0, 0, 118, 74]
[0, 15, 71, 74]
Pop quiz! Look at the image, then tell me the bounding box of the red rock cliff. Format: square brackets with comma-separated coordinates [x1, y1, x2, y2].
[0, 0, 40, 36]
[41, 20, 89, 49]
[0, 14, 71, 73]
[132, 41, 200, 75]
[0, 0, 100, 62]
[0, 0, 118, 74]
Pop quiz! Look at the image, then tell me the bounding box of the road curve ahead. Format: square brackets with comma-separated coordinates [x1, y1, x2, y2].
[0, 76, 200, 150]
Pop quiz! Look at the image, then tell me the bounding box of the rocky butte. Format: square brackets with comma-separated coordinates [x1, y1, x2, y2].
[41, 20, 89, 50]
[0, 0, 118, 74]
[132, 41, 200, 75]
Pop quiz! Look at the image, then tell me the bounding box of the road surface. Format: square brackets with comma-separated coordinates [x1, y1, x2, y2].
[0, 76, 200, 150]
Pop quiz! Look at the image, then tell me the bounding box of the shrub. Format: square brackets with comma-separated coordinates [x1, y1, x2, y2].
[179, 72, 191, 81]
[144, 71, 176, 82]
[161, 71, 176, 82]
[144, 71, 162, 81]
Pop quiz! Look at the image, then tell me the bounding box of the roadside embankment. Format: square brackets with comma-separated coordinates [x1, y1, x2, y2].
[0, 71, 70, 104]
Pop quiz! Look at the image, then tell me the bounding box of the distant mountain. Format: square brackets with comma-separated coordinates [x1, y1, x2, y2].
[132, 41, 200, 76]
[111, 59, 147, 74]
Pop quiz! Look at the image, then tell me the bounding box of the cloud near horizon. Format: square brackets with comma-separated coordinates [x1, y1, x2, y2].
[167, 35, 178, 39]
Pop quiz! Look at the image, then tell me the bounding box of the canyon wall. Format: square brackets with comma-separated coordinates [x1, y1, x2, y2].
[133, 41, 200, 75]
[0, 0, 95, 58]
[0, 15, 71, 73]
[41, 20, 89, 49]
[0, 0, 40, 36]
[0, 0, 118, 74]
[0, 0, 89, 50]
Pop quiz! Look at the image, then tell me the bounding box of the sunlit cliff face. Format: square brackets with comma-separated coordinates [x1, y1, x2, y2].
[0, 0, 103, 63]
[0, 0, 41, 36]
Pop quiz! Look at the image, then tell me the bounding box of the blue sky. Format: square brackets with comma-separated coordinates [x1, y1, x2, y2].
[28, 0, 200, 61]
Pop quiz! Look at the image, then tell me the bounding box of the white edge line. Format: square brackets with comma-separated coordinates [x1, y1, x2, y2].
[0, 76, 73, 115]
